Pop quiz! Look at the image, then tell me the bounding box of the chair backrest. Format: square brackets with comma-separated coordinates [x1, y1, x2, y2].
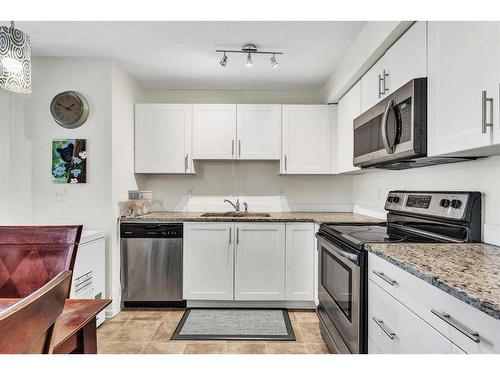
[0, 226, 82, 298]
[0, 270, 72, 354]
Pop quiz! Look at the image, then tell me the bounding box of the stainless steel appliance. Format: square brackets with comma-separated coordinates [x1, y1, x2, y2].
[120, 223, 184, 306]
[316, 191, 482, 354]
[353, 78, 475, 170]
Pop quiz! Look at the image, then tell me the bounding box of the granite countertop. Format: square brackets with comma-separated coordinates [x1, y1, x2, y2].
[121, 211, 382, 224]
[367, 243, 500, 320]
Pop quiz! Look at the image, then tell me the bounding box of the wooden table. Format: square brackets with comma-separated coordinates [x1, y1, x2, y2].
[0, 298, 111, 354]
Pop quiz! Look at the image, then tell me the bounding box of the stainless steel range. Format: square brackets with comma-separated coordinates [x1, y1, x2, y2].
[316, 191, 482, 354]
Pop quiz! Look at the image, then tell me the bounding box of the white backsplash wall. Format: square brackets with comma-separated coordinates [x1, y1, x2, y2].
[353, 156, 500, 245]
[138, 161, 354, 212]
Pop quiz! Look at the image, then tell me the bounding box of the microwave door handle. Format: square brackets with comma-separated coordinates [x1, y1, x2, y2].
[381, 98, 395, 154]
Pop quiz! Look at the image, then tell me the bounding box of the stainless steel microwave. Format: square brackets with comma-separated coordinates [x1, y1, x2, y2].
[352, 78, 474, 170]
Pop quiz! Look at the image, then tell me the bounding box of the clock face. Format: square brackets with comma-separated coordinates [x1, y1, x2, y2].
[50, 91, 89, 129]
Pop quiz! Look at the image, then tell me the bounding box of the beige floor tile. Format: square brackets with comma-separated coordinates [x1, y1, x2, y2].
[131, 310, 170, 321]
[160, 310, 185, 321]
[112, 320, 162, 342]
[150, 320, 180, 342]
[293, 311, 319, 323]
[97, 320, 128, 343]
[296, 322, 324, 343]
[142, 342, 187, 354]
[225, 342, 267, 354]
[111, 310, 136, 321]
[98, 342, 147, 354]
[183, 343, 227, 354]
[266, 343, 308, 354]
[307, 343, 330, 354]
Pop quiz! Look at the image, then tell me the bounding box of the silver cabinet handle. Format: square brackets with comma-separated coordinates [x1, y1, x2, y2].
[284, 154, 287, 171]
[372, 316, 396, 340]
[232, 140, 235, 156]
[236, 227, 239, 244]
[238, 140, 241, 157]
[184, 154, 188, 171]
[372, 270, 397, 286]
[382, 69, 389, 94]
[482, 90, 494, 134]
[378, 74, 384, 98]
[431, 309, 480, 343]
[229, 227, 232, 244]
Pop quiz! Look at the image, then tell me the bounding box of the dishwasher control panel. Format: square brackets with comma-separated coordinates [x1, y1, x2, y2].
[120, 223, 183, 238]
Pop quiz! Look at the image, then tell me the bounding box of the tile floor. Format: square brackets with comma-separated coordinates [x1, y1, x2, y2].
[97, 308, 329, 354]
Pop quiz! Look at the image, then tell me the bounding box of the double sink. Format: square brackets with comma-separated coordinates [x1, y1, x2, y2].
[200, 212, 271, 218]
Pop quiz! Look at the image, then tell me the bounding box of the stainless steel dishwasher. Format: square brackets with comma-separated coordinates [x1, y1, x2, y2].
[120, 222, 184, 306]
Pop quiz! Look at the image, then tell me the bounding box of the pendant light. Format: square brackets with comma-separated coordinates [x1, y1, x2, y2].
[0, 21, 32, 94]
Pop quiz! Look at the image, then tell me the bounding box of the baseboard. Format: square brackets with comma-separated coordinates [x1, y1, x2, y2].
[483, 223, 500, 246]
[186, 300, 316, 309]
[352, 204, 386, 220]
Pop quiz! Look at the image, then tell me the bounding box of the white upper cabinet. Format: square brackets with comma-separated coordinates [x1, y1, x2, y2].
[193, 104, 237, 159]
[135, 104, 194, 173]
[285, 223, 315, 301]
[281, 105, 331, 174]
[335, 81, 362, 174]
[236, 104, 281, 160]
[183, 223, 234, 300]
[361, 22, 427, 112]
[234, 223, 286, 300]
[428, 22, 500, 156]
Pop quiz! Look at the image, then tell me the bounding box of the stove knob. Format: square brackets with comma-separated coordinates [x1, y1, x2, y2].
[387, 196, 393, 203]
[439, 199, 450, 208]
[392, 196, 400, 203]
[451, 199, 462, 209]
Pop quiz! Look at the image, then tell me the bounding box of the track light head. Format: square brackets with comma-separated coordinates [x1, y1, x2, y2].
[220, 52, 228, 67]
[270, 54, 279, 69]
[246, 53, 253, 67]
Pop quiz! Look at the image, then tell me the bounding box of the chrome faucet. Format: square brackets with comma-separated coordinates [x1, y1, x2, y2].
[224, 198, 240, 212]
[243, 202, 248, 212]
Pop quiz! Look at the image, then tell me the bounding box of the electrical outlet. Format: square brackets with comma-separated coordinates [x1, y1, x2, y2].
[53, 187, 67, 201]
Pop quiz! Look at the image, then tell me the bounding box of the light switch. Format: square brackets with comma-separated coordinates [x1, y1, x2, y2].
[53, 187, 67, 201]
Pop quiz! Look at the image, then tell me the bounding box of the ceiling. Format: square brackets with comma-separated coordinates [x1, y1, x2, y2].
[13, 21, 364, 90]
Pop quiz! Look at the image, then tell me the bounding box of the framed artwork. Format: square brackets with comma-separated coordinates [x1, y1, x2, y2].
[52, 139, 87, 183]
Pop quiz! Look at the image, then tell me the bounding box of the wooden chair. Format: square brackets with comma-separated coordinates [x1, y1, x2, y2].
[0, 270, 72, 354]
[0, 226, 83, 298]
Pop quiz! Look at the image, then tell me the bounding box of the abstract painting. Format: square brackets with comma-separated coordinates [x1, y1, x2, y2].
[52, 139, 87, 183]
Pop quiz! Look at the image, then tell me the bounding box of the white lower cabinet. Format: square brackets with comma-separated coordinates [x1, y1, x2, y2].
[285, 223, 315, 301]
[368, 253, 500, 354]
[183, 223, 234, 300]
[234, 223, 286, 300]
[369, 279, 464, 354]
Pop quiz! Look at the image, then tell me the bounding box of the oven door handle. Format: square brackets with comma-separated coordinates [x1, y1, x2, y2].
[316, 234, 359, 263]
[381, 98, 395, 154]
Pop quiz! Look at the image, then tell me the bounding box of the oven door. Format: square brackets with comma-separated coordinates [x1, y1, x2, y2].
[317, 234, 360, 353]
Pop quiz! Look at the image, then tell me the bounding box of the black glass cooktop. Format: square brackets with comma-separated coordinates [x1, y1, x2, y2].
[319, 223, 439, 250]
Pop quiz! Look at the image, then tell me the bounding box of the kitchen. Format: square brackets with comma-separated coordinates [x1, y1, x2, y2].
[1, 2, 500, 369]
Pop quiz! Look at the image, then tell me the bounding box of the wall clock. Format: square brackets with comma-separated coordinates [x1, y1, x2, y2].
[50, 91, 89, 129]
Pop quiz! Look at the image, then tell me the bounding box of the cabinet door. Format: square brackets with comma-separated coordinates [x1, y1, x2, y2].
[236, 104, 281, 160]
[281, 105, 331, 174]
[183, 223, 234, 300]
[428, 22, 492, 156]
[384, 21, 427, 96]
[193, 104, 236, 159]
[369, 280, 465, 354]
[484, 22, 500, 146]
[135, 104, 193, 173]
[336, 81, 362, 174]
[361, 57, 386, 112]
[285, 223, 314, 301]
[234, 223, 285, 300]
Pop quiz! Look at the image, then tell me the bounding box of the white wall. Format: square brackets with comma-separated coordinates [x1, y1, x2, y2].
[141, 161, 354, 212]
[353, 156, 500, 244]
[25, 58, 113, 232]
[110, 64, 143, 313]
[0, 90, 32, 224]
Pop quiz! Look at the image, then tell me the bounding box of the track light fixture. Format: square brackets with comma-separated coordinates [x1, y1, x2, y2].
[216, 44, 282, 68]
[219, 52, 228, 67]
